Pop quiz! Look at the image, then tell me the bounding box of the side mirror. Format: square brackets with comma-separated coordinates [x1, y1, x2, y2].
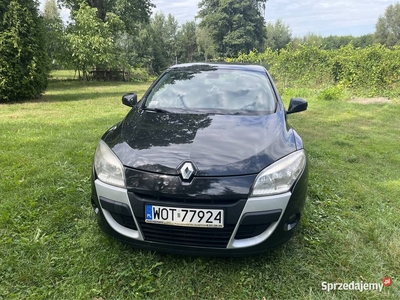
[287, 98, 308, 114]
[122, 93, 138, 107]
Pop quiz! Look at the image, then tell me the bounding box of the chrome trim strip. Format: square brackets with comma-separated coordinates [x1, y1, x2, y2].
[227, 192, 291, 249]
[95, 180, 143, 241]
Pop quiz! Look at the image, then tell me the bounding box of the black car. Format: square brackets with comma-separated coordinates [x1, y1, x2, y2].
[91, 63, 308, 256]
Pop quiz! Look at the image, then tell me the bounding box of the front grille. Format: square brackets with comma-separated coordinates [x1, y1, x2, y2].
[133, 192, 241, 206]
[138, 220, 235, 248]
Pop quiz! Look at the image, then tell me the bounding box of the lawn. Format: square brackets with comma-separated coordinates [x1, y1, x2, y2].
[0, 77, 399, 299]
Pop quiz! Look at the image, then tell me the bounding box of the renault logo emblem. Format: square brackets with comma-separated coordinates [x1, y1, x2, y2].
[179, 162, 195, 180]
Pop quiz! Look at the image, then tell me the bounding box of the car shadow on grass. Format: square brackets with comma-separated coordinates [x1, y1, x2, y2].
[37, 91, 130, 103]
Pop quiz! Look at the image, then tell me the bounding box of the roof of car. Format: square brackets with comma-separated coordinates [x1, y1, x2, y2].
[168, 62, 266, 73]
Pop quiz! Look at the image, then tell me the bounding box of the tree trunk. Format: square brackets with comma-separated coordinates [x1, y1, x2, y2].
[82, 65, 87, 85]
[89, 0, 105, 21]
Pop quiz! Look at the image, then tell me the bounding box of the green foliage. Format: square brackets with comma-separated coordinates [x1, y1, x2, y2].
[321, 35, 354, 49]
[353, 34, 375, 48]
[197, 0, 266, 57]
[66, 2, 124, 82]
[292, 32, 324, 48]
[129, 67, 153, 82]
[0, 0, 50, 102]
[130, 25, 157, 69]
[229, 44, 400, 96]
[130, 13, 203, 74]
[292, 34, 374, 50]
[110, 0, 154, 34]
[317, 85, 345, 101]
[59, 0, 153, 34]
[177, 21, 198, 63]
[196, 26, 216, 61]
[134, 19, 204, 65]
[55, 0, 153, 79]
[128, 12, 179, 74]
[43, 0, 66, 69]
[332, 44, 400, 95]
[374, 2, 400, 46]
[44, 0, 60, 18]
[151, 13, 179, 68]
[264, 19, 292, 51]
[1, 80, 399, 299]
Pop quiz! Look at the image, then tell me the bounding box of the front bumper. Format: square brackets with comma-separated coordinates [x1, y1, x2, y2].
[91, 166, 308, 256]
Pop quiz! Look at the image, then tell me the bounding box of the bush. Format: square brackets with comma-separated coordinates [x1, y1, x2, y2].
[227, 44, 400, 96]
[130, 68, 153, 82]
[0, 0, 50, 102]
[317, 86, 345, 101]
[332, 44, 400, 95]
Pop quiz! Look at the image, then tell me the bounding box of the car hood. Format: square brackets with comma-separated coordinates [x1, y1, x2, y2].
[104, 109, 297, 176]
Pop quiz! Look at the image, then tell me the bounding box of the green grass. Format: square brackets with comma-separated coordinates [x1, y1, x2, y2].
[0, 80, 399, 299]
[49, 70, 78, 80]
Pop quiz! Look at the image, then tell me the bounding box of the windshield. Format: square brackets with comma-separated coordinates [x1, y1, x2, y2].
[144, 66, 276, 114]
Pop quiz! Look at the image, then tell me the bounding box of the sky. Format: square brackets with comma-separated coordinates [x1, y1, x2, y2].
[39, 0, 398, 37]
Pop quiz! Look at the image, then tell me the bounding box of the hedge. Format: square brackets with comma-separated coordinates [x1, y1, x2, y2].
[227, 44, 400, 96]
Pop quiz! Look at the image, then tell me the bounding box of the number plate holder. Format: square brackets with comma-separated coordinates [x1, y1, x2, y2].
[145, 205, 224, 228]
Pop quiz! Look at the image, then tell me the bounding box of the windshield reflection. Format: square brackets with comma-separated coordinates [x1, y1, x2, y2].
[144, 65, 276, 113]
[122, 111, 212, 150]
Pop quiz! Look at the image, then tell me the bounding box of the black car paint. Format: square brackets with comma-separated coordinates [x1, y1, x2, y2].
[91, 63, 308, 255]
[103, 64, 302, 177]
[102, 109, 298, 177]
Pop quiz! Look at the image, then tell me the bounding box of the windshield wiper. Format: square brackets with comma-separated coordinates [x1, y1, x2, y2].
[209, 110, 267, 116]
[142, 107, 170, 113]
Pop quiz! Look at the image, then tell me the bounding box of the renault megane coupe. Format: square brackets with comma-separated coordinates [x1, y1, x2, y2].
[91, 63, 308, 256]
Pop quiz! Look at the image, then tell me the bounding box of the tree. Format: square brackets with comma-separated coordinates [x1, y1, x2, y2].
[292, 32, 323, 48]
[353, 34, 374, 48]
[130, 12, 179, 74]
[66, 2, 123, 82]
[59, 0, 154, 34]
[43, 0, 65, 69]
[196, 26, 216, 61]
[0, 0, 50, 102]
[321, 35, 353, 50]
[374, 3, 400, 46]
[320, 35, 374, 50]
[58, 0, 154, 74]
[197, 0, 266, 57]
[177, 21, 198, 63]
[44, 0, 60, 18]
[264, 19, 292, 51]
[130, 24, 157, 71]
[159, 13, 179, 64]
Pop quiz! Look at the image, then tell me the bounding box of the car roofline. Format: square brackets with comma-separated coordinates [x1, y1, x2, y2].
[168, 62, 266, 73]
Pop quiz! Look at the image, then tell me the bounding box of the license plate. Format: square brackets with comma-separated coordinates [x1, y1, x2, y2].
[145, 205, 224, 228]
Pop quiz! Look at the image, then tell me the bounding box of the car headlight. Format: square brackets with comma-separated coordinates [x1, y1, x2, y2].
[251, 150, 306, 197]
[94, 140, 126, 188]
